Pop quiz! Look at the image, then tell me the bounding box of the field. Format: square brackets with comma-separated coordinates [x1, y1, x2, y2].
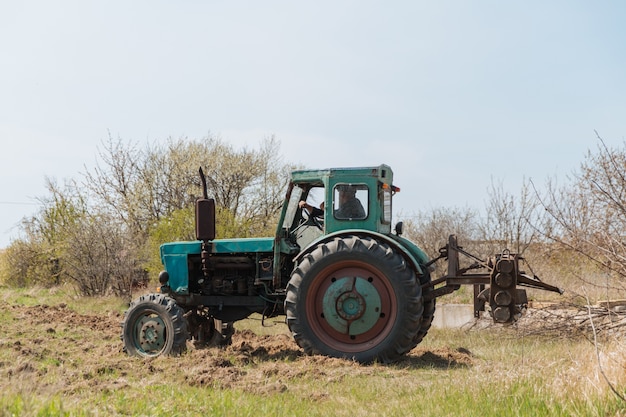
[1, 286, 625, 417]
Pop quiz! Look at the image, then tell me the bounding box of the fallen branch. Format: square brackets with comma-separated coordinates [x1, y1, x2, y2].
[514, 298, 626, 339]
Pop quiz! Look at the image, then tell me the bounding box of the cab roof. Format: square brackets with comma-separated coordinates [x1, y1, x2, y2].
[290, 164, 393, 184]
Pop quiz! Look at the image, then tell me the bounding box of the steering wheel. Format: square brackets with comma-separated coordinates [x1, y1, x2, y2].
[302, 207, 324, 231]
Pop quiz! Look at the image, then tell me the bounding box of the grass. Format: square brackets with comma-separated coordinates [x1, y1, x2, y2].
[0, 287, 625, 416]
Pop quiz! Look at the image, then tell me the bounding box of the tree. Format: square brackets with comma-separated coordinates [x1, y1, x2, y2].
[0, 178, 85, 287]
[237, 136, 297, 236]
[535, 133, 626, 295]
[83, 134, 295, 239]
[62, 211, 144, 296]
[479, 177, 539, 255]
[400, 206, 480, 279]
[3, 134, 296, 295]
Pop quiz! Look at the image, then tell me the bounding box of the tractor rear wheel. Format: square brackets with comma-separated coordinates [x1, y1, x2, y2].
[122, 293, 188, 357]
[285, 235, 423, 363]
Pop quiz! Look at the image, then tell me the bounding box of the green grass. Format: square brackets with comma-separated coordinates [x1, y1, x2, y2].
[0, 287, 624, 416]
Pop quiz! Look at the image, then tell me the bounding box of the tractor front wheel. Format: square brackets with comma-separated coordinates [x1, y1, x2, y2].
[122, 294, 188, 357]
[285, 235, 423, 363]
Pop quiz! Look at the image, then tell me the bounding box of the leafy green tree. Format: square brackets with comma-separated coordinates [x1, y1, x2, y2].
[1, 178, 85, 287]
[0, 239, 46, 287]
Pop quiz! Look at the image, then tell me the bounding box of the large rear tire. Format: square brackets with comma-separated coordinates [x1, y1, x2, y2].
[285, 235, 423, 363]
[122, 294, 188, 357]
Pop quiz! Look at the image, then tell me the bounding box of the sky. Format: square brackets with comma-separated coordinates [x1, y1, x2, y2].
[1, 1, 625, 248]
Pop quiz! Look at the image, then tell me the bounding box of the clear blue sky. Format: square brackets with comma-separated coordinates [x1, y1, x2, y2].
[1, 1, 625, 247]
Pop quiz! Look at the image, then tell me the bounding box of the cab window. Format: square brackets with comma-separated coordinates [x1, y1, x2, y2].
[333, 184, 368, 220]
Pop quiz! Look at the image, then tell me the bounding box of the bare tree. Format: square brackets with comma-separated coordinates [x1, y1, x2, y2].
[62, 211, 143, 296]
[479, 177, 539, 255]
[82, 135, 146, 235]
[83, 134, 293, 236]
[534, 133, 626, 297]
[239, 136, 299, 236]
[401, 206, 480, 278]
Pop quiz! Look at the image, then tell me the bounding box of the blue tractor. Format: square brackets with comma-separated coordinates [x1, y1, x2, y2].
[122, 165, 561, 363]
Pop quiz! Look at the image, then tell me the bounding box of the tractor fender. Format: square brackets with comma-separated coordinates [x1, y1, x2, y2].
[294, 229, 427, 277]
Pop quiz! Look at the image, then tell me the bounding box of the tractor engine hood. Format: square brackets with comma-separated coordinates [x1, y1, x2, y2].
[159, 238, 275, 294]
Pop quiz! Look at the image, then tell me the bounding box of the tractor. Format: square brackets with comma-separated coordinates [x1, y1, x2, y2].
[122, 164, 562, 363]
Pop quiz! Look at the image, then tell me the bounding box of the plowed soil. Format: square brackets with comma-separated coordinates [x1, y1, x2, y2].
[0, 302, 474, 398]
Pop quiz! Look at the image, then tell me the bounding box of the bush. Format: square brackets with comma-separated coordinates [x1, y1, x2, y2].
[0, 239, 61, 288]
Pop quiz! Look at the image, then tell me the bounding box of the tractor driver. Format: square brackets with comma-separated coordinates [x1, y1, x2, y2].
[299, 185, 366, 220]
[298, 200, 324, 217]
[334, 185, 366, 219]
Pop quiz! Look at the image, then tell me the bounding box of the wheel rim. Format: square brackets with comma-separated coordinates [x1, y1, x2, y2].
[133, 311, 167, 355]
[306, 261, 398, 353]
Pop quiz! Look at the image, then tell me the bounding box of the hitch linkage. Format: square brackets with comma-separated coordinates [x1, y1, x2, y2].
[423, 235, 562, 323]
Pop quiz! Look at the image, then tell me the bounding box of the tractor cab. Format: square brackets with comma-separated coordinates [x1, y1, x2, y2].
[278, 164, 397, 250]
